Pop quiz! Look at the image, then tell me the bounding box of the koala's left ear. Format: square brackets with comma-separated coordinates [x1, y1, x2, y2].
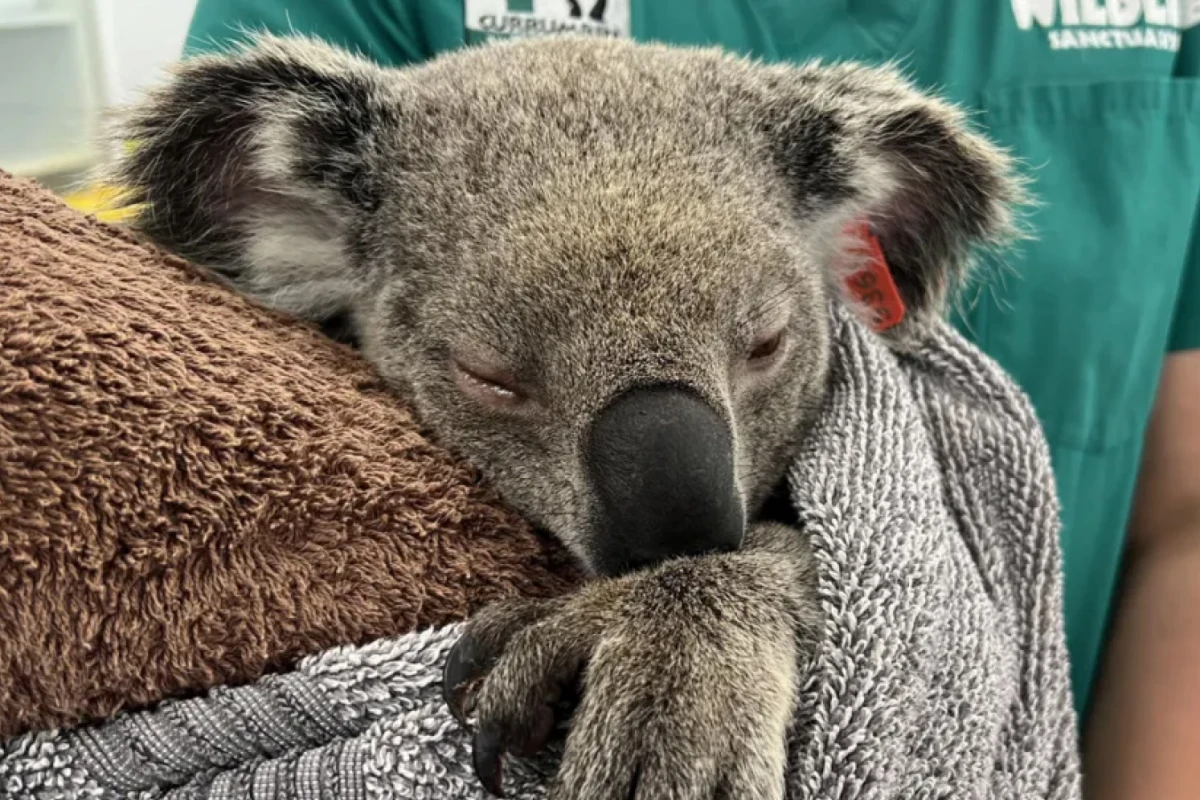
[757, 61, 1024, 334]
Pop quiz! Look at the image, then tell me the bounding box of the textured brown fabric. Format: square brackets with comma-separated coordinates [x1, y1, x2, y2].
[0, 170, 579, 740]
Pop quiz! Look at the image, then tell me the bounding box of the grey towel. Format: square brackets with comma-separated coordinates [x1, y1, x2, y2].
[0, 309, 1082, 799]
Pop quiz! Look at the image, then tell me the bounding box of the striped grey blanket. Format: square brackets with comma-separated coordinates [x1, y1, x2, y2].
[1, 312, 1082, 799]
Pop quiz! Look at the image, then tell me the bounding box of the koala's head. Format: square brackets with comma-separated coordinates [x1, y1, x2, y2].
[113, 35, 1019, 576]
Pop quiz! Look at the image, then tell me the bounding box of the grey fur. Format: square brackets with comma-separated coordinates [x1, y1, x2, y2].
[109, 34, 1025, 798]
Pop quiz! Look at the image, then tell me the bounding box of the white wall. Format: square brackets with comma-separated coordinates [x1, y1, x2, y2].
[94, 0, 197, 107]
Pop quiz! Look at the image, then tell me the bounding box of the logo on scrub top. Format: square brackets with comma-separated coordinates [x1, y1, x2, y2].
[465, 0, 630, 39]
[1011, 0, 1200, 51]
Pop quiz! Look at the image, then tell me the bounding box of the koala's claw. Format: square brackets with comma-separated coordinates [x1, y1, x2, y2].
[471, 704, 558, 796]
[442, 636, 491, 727]
[472, 726, 507, 797]
[444, 598, 559, 728]
[443, 598, 575, 795]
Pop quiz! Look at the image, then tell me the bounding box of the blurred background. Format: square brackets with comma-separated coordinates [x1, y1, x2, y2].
[0, 0, 195, 213]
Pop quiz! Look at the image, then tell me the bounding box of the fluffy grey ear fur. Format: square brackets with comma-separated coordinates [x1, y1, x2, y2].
[109, 34, 398, 323]
[757, 60, 1024, 334]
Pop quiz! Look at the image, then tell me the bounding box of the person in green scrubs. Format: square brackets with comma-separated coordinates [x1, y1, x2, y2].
[185, 3, 1200, 795]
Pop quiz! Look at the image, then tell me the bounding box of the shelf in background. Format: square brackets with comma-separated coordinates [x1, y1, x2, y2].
[5, 147, 95, 178]
[0, 10, 74, 30]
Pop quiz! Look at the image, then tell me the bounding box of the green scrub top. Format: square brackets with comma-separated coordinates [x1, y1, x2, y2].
[185, 0, 1200, 719]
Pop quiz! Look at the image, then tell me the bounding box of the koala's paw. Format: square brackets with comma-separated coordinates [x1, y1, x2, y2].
[443, 554, 803, 799]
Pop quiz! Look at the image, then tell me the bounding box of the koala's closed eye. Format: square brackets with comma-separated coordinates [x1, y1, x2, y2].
[746, 328, 788, 368]
[450, 350, 536, 413]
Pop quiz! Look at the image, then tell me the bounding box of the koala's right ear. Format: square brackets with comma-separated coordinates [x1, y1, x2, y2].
[754, 59, 1025, 339]
[110, 34, 398, 321]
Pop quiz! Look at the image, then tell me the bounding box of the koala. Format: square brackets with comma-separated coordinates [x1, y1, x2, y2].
[112, 34, 1018, 800]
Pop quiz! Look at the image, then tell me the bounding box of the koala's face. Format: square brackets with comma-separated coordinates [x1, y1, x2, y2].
[365, 161, 831, 575]
[116, 35, 1017, 575]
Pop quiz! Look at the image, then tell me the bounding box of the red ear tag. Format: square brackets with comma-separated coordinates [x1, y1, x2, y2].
[843, 222, 906, 332]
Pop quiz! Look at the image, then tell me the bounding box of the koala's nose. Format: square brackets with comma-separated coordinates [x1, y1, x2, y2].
[584, 385, 745, 576]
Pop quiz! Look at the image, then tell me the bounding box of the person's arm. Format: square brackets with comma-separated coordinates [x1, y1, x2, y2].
[1083, 348, 1200, 798]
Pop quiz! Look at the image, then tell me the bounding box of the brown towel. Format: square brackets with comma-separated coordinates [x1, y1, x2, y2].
[0, 170, 578, 740]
